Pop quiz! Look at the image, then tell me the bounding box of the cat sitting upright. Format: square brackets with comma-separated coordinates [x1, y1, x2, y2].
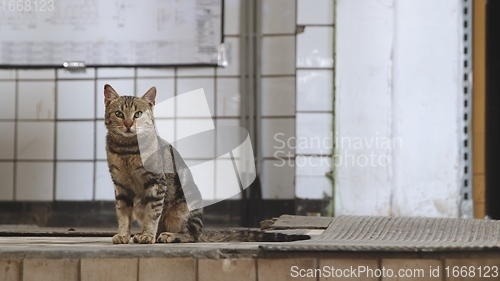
[103, 84, 308, 244]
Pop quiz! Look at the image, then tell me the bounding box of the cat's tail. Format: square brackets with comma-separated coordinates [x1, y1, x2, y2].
[199, 229, 310, 242]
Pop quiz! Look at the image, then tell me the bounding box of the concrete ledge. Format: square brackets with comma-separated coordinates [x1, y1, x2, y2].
[0, 237, 265, 259]
[1, 238, 500, 281]
[3, 216, 500, 281]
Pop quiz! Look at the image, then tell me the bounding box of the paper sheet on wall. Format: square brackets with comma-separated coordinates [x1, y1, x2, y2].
[0, 0, 222, 66]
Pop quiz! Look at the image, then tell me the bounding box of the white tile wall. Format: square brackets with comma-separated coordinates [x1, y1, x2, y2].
[215, 118, 241, 157]
[216, 77, 240, 117]
[0, 162, 14, 200]
[261, 0, 296, 34]
[261, 118, 295, 158]
[297, 26, 334, 68]
[96, 68, 135, 78]
[95, 161, 114, 200]
[296, 176, 332, 199]
[0, 81, 16, 119]
[296, 70, 334, 112]
[261, 77, 296, 117]
[261, 36, 296, 75]
[261, 159, 295, 199]
[294, 1, 335, 203]
[57, 68, 96, 80]
[137, 78, 175, 98]
[0, 69, 15, 79]
[0, 0, 335, 204]
[215, 118, 242, 160]
[137, 78, 175, 118]
[18, 81, 55, 120]
[17, 121, 54, 160]
[224, 0, 241, 36]
[95, 121, 107, 160]
[295, 155, 332, 199]
[16, 162, 53, 201]
[215, 158, 242, 200]
[56, 121, 94, 160]
[175, 118, 214, 138]
[57, 80, 95, 119]
[17, 69, 55, 80]
[177, 67, 215, 77]
[296, 113, 333, 155]
[215, 118, 240, 128]
[175, 124, 216, 160]
[136, 67, 174, 77]
[155, 119, 176, 144]
[55, 162, 94, 200]
[0, 122, 15, 159]
[176, 79, 215, 117]
[187, 160, 215, 201]
[297, 0, 335, 25]
[295, 156, 332, 176]
[153, 96, 176, 120]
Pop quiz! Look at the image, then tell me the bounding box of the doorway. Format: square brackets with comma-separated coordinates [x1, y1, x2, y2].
[483, 0, 500, 219]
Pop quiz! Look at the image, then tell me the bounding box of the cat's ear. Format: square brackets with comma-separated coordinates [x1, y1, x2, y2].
[104, 84, 120, 106]
[141, 86, 156, 107]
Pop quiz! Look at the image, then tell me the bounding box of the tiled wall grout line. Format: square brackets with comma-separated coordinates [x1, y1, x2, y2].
[93, 72, 99, 201]
[12, 70, 19, 201]
[53, 69, 58, 201]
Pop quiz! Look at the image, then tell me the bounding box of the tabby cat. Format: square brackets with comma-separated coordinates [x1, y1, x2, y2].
[104, 84, 308, 244]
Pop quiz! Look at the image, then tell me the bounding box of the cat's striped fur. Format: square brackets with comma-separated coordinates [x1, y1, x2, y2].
[105, 84, 202, 243]
[104, 84, 308, 244]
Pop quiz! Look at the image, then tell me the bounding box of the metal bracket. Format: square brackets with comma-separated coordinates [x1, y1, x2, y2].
[460, 0, 474, 218]
[62, 61, 86, 73]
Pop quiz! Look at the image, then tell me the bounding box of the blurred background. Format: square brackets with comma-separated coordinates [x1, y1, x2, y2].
[0, 0, 494, 228]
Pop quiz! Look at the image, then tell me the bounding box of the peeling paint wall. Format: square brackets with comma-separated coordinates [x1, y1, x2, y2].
[335, 0, 463, 217]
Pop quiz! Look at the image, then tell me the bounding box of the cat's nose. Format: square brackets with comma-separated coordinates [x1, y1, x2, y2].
[124, 119, 133, 129]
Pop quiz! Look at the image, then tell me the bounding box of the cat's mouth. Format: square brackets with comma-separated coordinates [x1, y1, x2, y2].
[118, 127, 136, 136]
[124, 130, 135, 135]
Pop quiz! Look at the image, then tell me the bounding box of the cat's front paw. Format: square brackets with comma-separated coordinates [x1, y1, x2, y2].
[112, 234, 130, 244]
[157, 232, 181, 243]
[133, 232, 155, 244]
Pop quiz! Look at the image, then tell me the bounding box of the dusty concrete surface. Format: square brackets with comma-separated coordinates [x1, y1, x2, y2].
[0, 236, 266, 259]
[2, 215, 500, 261]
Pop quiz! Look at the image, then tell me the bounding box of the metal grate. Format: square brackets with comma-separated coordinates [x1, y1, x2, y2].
[261, 216, 500, 252]
[460, 0, 474, 218]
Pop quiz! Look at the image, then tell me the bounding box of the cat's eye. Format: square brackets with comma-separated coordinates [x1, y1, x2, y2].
[115, 111, 124, 118]
[134, 111, 143, 118]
